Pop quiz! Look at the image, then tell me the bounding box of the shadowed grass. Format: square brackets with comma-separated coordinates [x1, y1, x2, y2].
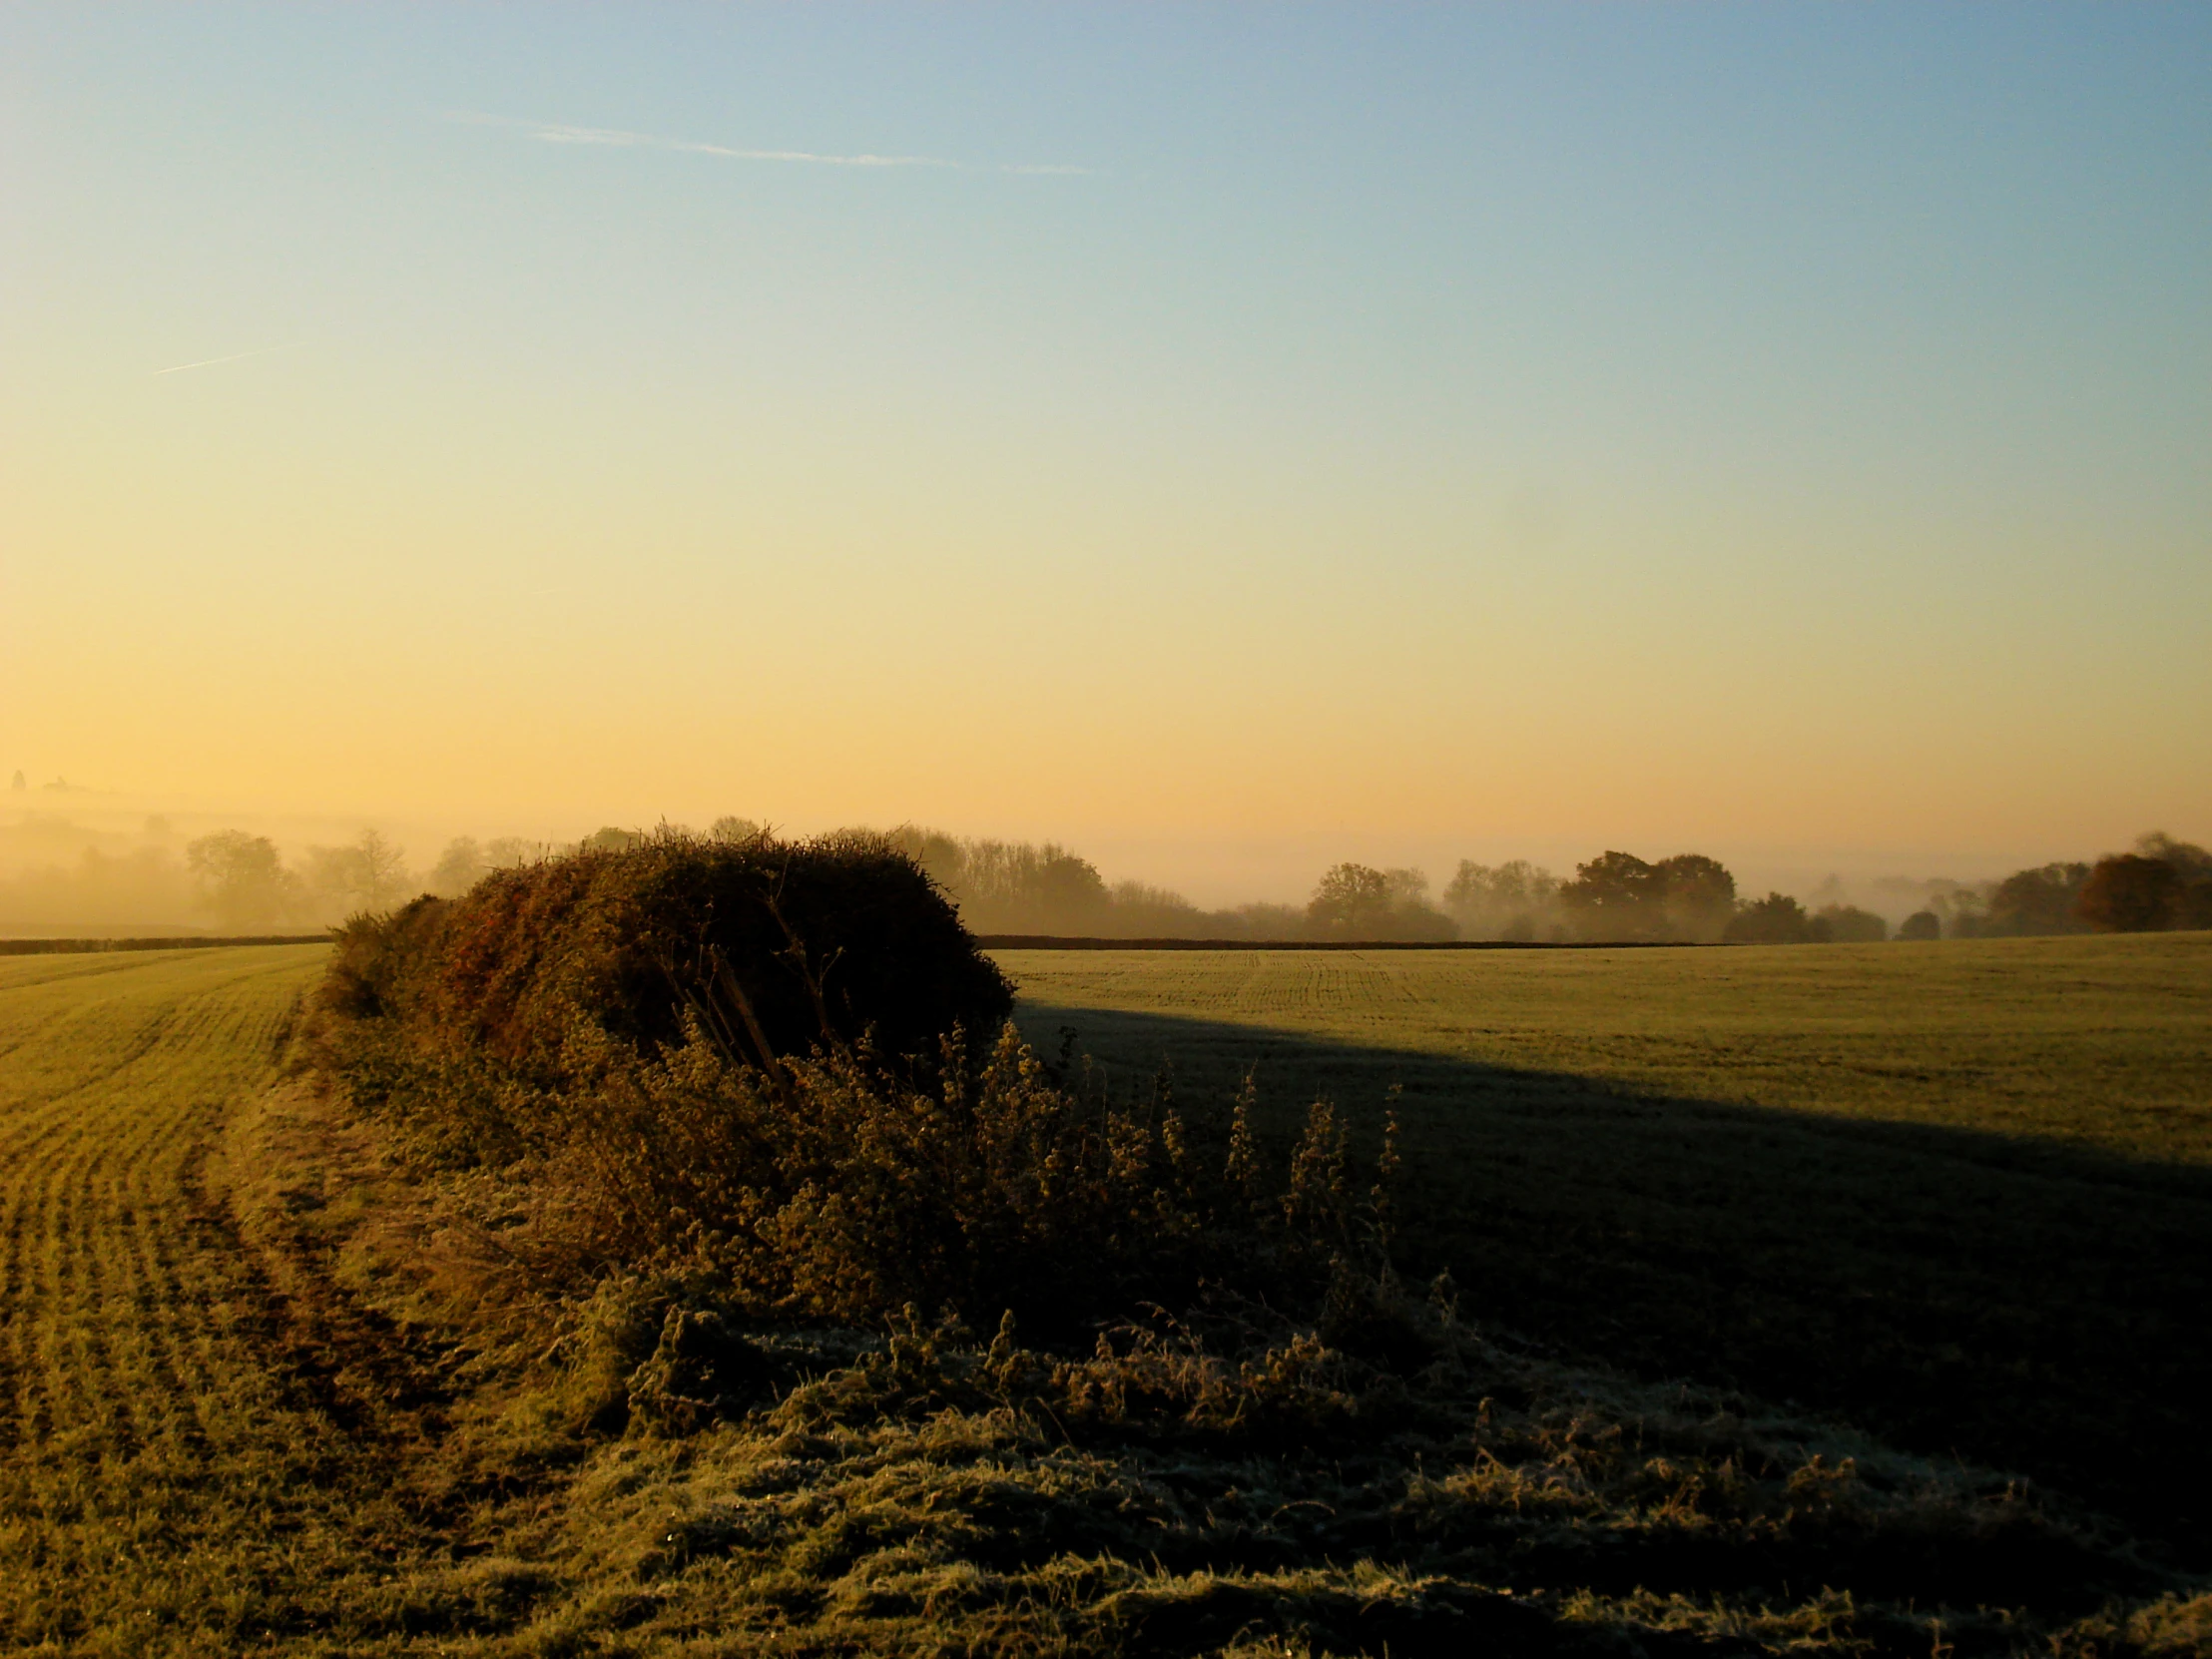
[1001, 935, 2212, 1561]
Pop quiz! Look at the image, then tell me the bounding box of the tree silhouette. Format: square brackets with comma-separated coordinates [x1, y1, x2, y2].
[1725, 892, 1815, 944]
[1307, 862, 1397, 935]
[1986, 863, 2090, 935]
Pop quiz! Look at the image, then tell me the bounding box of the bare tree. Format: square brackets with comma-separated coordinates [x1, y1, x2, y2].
[428, 836, 489, 897]
[304, 829, 412, 916]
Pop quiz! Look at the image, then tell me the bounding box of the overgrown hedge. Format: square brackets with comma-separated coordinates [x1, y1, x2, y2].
[310, 832, 1384, 1330]
[317, 831, 1011, 1154]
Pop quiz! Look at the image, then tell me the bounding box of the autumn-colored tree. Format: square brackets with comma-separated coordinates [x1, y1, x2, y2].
[2074, 854, 2182, 933]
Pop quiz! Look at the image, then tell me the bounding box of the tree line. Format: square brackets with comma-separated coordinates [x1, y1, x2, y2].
[5, 811, 2208, 943]
[875, 826, 2212, 944]
[1919, 832, 2212, 939]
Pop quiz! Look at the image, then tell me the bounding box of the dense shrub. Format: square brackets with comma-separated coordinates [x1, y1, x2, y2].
[317, 830, 1012, 1158]
[312, 831, 1387, 1331]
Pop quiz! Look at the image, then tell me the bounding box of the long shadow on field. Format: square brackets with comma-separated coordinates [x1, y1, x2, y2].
[1015, 1000, 2212, 1568]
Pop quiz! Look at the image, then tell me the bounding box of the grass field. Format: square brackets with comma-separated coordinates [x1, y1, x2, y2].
[1003, 933, 2212, 1560]
[2, 936, 2207, 1654]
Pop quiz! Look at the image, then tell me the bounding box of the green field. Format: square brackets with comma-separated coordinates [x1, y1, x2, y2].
[1004, 934, 2212, 1556]
[2, 936, 2208, 1654]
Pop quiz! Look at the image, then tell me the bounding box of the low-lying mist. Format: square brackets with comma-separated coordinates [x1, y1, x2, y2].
[5, 794, 2204, 944]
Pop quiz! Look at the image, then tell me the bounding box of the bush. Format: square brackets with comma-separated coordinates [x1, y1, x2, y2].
[1898, 909, 1941, 941]
[312, 831, 1389, 1332]
[317, 830, 1013, 1162]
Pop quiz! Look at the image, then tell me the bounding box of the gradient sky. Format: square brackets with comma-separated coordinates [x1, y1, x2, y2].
[5, 4, 2208, 896]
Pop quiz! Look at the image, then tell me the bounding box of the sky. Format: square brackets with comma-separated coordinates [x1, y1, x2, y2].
[4, 4, 2208, 901]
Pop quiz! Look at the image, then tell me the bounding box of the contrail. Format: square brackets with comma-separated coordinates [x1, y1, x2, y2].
[151, 343, 302, 376]
[448, 111, 1099, 176]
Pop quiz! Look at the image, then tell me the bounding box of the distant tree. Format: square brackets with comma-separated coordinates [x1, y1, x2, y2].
[2075, 854, 2182, 933]
[9, 771, 23, 792]
[427, 836, 489, 897]
[1654, 853, 1738, 941]
[304, 830, 412, 915]
[185, 830, 296, 929]
[2128, 834, 2212, 929]
[1986, 863, 2090, 935]
[482, 835, 544, 868]
[876, 826, 967, 895]
[1815, 903, 1888, 943]
[1306, 863, 1452, 940]
[1441, 859, 1559, 939]
[1557, 851, 1662, 940]
[582, 827, 645, 853]
[2136, 831, 2212, 882]
[1931, 885, 1990, 938]
[1308, 863, 1391, 937]
[1100, 879, 1213, 937]
[708, 817, 765, 845]
[1558, 850, 1738, 942]
[1898, 909, 1941, 941]
[939, 838, 1112, 933]
[1034, 850, 1114, 923]
[1725, 892, 1815, 945]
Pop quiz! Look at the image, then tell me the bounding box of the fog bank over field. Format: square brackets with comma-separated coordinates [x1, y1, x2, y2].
[3, 781, 2203, 943]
